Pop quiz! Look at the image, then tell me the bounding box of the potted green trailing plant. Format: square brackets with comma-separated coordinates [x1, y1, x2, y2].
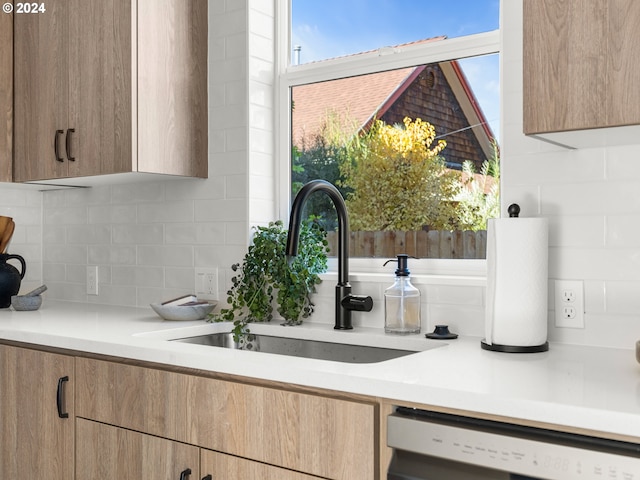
[208, 220, 329, 344]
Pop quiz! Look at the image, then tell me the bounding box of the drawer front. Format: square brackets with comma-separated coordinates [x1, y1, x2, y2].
[76, 418, 199, 480]
[202, 448, 323, 480]
[76, 357, 375, 479]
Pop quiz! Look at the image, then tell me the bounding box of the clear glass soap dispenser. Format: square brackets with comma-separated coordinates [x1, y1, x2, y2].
[383, 254, 421, 334]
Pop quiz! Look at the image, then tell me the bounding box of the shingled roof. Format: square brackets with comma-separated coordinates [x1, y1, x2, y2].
[291, 37, 496, 170]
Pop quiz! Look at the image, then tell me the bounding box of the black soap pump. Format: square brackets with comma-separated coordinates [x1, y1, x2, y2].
[383, 254, 421, 334]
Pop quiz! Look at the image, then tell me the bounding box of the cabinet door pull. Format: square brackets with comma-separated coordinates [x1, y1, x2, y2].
[201, 475, 212, 480]
[179, 468, 192, 480]
[56, 375, 69, 418]
[54, 130, 64, 162]
[65, 128, 75, 161]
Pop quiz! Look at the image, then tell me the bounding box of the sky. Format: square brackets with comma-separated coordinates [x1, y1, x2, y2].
[291, 0, 501, 140]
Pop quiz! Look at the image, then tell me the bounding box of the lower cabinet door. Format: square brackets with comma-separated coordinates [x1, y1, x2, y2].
[201, 449, 322, 480]
[0, 345, 74, 479]
[76, 418, 199, 480]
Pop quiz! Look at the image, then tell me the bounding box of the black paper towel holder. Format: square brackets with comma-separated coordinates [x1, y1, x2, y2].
[482, 203, 550, 353]
[480, 339, 549, 353]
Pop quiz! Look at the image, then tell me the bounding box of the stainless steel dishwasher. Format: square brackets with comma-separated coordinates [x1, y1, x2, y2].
[387, 407, 640, 479]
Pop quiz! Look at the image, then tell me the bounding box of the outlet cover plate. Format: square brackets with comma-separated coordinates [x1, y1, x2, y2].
[554, 279, 584, 328]
[195, 268, 218, 301]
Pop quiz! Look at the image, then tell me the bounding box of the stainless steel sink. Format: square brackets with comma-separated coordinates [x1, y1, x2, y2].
[171, 332, 419, 364]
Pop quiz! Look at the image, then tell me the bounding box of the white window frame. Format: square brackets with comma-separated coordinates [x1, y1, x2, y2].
[275, 1, 500, 277]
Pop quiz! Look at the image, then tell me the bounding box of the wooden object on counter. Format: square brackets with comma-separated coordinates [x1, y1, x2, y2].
[0, 220, 15, 253]
[0, 217, 15, 253]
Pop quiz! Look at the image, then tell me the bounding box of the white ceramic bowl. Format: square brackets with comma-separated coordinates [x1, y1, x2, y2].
[150, 302, 215, 321]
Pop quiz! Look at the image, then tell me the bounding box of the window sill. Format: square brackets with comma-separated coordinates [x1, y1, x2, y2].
[320, 258, 486, 287]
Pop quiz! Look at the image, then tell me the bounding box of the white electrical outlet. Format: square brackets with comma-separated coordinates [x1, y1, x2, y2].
[554, 280, 584, 328]
[195, 268, 218, 301]
[87, 265, 99, 295]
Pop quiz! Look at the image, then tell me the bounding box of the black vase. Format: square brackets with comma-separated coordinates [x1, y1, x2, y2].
[0, 253, 26, 308]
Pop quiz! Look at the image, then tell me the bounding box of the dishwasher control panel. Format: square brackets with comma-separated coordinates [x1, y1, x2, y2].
[388, 412, 640, 480]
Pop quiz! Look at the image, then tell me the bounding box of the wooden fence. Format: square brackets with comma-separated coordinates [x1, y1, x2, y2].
[326, 230, 487, 259]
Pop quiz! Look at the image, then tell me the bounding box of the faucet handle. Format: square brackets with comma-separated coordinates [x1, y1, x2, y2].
[341, 294, 373, 312]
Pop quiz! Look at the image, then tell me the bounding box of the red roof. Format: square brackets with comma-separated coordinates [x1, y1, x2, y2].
[292, 67, 415, 146]
[291, 36, 495, 155]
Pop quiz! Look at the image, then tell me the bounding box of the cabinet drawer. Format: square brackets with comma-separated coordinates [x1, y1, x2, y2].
[77, 418, 199, 480]
[202, 449, 323, 480]
[75, 357, 376, 480]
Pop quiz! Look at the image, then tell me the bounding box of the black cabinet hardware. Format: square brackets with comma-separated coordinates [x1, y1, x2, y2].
[179, 468, 192, 480]
[56, 375, 69, 418]
[201, 476, 212, 480]
[54, 130, 64, 162]
[65, 128, 75, 161]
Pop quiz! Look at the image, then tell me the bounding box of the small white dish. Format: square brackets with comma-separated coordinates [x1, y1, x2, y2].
[150, 302, 216, 321]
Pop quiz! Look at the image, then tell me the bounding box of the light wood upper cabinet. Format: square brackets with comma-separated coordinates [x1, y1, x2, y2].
[0, 8, 12, 182]
[523, 0, 640, 142]
[75, 357, 377, 480]
[13, 0, 70, 181]
[13, 0, 207, 183]
[0, 345, 74, 479]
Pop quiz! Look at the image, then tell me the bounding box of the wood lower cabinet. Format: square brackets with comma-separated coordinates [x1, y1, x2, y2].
[77, 418, 199, 480]
[75, 357, 377, 480]
[0, 345, 74, 479]
[202, 449, 322, 480]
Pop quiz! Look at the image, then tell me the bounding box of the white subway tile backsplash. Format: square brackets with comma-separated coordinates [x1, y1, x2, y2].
[137, 245, 194, 267]
[605, 144, 640, 179]
[606, 214, 640, 248]
[137, 200, 195, 224]
[210, 9, 246, 38]
[111, 183, 165, 204]
[604, 281, 640, 315]
[226, 32, 247, 59]
[88, 245, 137, 265]
[67, 225, 112, 244]
[164, 267, 195, 290]
[194, 198, 247, 222]
[112, 266, 165, 288]
[112, 224, 163, 244]
[547, 215, 605, 248]
[89, 205, 137, 224]
[249, 33, 274, 63]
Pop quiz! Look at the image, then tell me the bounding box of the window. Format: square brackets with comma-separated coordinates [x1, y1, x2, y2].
[278, 1, 500, 263]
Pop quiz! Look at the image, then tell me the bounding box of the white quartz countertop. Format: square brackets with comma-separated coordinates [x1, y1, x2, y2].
[1, 300, 639, 441]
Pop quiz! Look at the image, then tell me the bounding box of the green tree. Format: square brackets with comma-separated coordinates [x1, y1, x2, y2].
[292, 111, 354, 231]
[340, 117, 461, 231]
[454, 142, 500, 231]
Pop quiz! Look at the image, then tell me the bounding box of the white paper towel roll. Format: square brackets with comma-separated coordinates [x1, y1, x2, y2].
[485, 216, 549, 347]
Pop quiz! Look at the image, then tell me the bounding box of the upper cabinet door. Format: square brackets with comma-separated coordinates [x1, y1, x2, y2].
[523, 0, 607, 134]
[523, 0, 640, 140]
[606, 0, 640, 127]
[12, 0, 207, 184]
[136, 0, 208, 177]
[68, 0, 133, 177]
[13, 0, 70, 182]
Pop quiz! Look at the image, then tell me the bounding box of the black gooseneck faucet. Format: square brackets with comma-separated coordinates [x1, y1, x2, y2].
[286, 180, 373, 330]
